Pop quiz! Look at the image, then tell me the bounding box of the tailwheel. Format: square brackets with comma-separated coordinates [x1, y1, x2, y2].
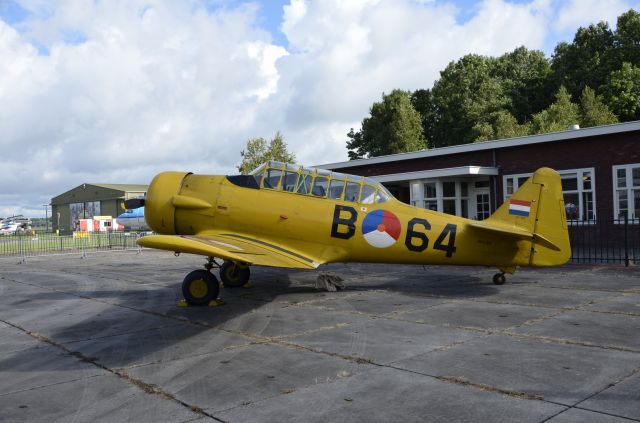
[219, 261, 250, 288]
[493, 273, 506, 285]
[182, 269, 219, 305]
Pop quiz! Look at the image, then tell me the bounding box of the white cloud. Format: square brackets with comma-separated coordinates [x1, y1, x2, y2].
[0, 0, 587, 217]
[554, 0, 633, 34]
[276, 0, 550, 158]
[0, 1, 287, 217]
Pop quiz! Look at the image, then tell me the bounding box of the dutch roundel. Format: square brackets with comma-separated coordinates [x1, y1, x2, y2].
[362, 210, 401, 248]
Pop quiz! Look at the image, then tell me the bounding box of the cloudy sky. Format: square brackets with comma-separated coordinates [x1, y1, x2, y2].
[1, 0, 639, 217]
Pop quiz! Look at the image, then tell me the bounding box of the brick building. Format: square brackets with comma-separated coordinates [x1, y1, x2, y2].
[319, 121, 640, 223]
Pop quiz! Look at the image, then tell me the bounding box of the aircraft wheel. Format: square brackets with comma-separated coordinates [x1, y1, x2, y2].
[182, 269, 219, 305]
[492, 273, 506, 285]
[220, 261, 250, 288]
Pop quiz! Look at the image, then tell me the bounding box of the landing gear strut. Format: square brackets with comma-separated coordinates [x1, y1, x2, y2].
[492, 272, 506, 285]
[180, 258, 251, 306]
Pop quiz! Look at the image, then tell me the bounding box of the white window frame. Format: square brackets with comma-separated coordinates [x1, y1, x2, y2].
[612, 163, 640, 221]
[409, 178, 482, 218]
[503, 168, 596, 223]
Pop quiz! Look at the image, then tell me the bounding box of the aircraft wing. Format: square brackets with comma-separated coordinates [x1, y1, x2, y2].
[137, 233, 322, 269]
[467, 221, 561, 251]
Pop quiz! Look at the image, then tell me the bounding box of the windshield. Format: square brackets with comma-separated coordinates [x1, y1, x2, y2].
[249, 162, 395, 200]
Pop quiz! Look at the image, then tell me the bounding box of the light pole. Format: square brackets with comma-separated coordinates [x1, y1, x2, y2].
[42, 204, 50, 232]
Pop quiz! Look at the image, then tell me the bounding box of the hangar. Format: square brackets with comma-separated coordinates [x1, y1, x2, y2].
[319, 120, 640, 223]
[51, 183, 147, 233]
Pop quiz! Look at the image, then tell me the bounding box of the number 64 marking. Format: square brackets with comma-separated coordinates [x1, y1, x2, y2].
[404, 218, 457, 258]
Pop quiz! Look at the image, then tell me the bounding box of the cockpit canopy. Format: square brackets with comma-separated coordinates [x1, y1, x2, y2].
[249, 161, 393, 204]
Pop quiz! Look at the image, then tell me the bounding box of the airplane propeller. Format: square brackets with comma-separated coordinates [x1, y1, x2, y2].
[124, 198, 145, 209]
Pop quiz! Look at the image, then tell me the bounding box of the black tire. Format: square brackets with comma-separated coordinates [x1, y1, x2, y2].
[220, 261, 250, 288]
[182, 269, 219, 305]
[493, 273, 506, 285]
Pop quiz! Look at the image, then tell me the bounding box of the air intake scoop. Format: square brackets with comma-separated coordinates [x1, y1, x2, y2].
[172, 195, 211, 209]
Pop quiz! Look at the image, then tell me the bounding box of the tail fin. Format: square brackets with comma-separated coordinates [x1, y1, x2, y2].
[481, 167, 571, 267]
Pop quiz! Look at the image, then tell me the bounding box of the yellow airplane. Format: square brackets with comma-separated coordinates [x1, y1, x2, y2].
[130, 161, 570, 306]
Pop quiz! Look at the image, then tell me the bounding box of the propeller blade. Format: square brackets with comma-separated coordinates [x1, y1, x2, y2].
[124, 198, 145, 209]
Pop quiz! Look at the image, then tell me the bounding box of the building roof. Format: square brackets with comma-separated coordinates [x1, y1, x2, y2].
[51, 183, 148, 204]
[89, 183, 148, 192]
[371, 166, 499, 183]
[319, 120, 640, 170]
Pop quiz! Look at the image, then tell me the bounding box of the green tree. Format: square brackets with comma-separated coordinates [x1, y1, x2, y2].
[237, 131, 296, 174]
[346, 89, 426, 159]
[551, 21, 616, 99]
[431, 54, 510, 147]
[613, 10, 640, 68]
[579, 86, 618, 127]
[493, 47, 553, 122]
[474, 111, 530, 141]
[410, 88, 436, 148]
[530, 86, 580, 134]
[603, 62, 640, 120]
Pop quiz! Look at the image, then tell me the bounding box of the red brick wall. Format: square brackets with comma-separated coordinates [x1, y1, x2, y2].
[331, 131, 640, 219]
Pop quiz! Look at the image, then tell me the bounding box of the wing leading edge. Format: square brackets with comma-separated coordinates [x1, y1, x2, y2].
[137, 233, 321, 269]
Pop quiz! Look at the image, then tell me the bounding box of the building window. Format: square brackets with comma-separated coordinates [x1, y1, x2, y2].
[460, 182, 469, 218]
[504, 168, 595, 222]
[410, 183, 421, 207]
[410, 179, 482, 217]
[442, 181, 456, 215]
[70, 203, 83, 230]
[423, 182, 437, 211]
[85, 201, 101, 218]
[613, 163, 640, 220]
[69, 201, 101, 230]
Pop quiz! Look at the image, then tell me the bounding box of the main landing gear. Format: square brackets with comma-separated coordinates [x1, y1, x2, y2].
[180, 258, 252, 306]
[219, 260, 251, 288]
[492, 272, 506, 285]
[182, 269, 219, 305]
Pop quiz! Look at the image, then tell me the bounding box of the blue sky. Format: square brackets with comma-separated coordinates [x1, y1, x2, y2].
[2, 0, 632, 55]
[1, 0, 639, 216]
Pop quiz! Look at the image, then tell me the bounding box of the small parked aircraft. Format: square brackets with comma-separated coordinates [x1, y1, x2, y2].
[116, 206, 149, 231]
[129, 161, 570, 305]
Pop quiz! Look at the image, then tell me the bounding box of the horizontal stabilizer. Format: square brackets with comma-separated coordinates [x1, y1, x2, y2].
[468, 221, 561, 252]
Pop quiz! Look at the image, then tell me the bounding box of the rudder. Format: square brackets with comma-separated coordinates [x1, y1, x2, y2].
[486, 168, 571, 267]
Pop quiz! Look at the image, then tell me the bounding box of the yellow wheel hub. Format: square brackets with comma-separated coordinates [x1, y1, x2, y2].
[189, 279, 208, 299]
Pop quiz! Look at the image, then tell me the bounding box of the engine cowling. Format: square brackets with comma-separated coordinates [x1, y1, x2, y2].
[144, 171, 190, 234]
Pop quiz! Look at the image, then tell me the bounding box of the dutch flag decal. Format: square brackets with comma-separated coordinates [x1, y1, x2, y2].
[509, 199, 532, 217]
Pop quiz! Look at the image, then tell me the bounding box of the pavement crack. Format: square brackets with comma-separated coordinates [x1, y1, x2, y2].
[539, 366, 640, 423]
[510, 309, 568, 329]
[117, 342, 253, 371]
[572, 365, 640, 409]
[0, 318, 225, 423]
[436, 375, 545, 401]
[501, 331, 640, 353]
[0, 373, 103, 398]
[271, 322, 352, 340]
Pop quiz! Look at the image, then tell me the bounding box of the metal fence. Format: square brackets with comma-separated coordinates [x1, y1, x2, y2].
[0, 231, 146, 262]
[2, 221, 638, 266]
[568, 217, 640, 266]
